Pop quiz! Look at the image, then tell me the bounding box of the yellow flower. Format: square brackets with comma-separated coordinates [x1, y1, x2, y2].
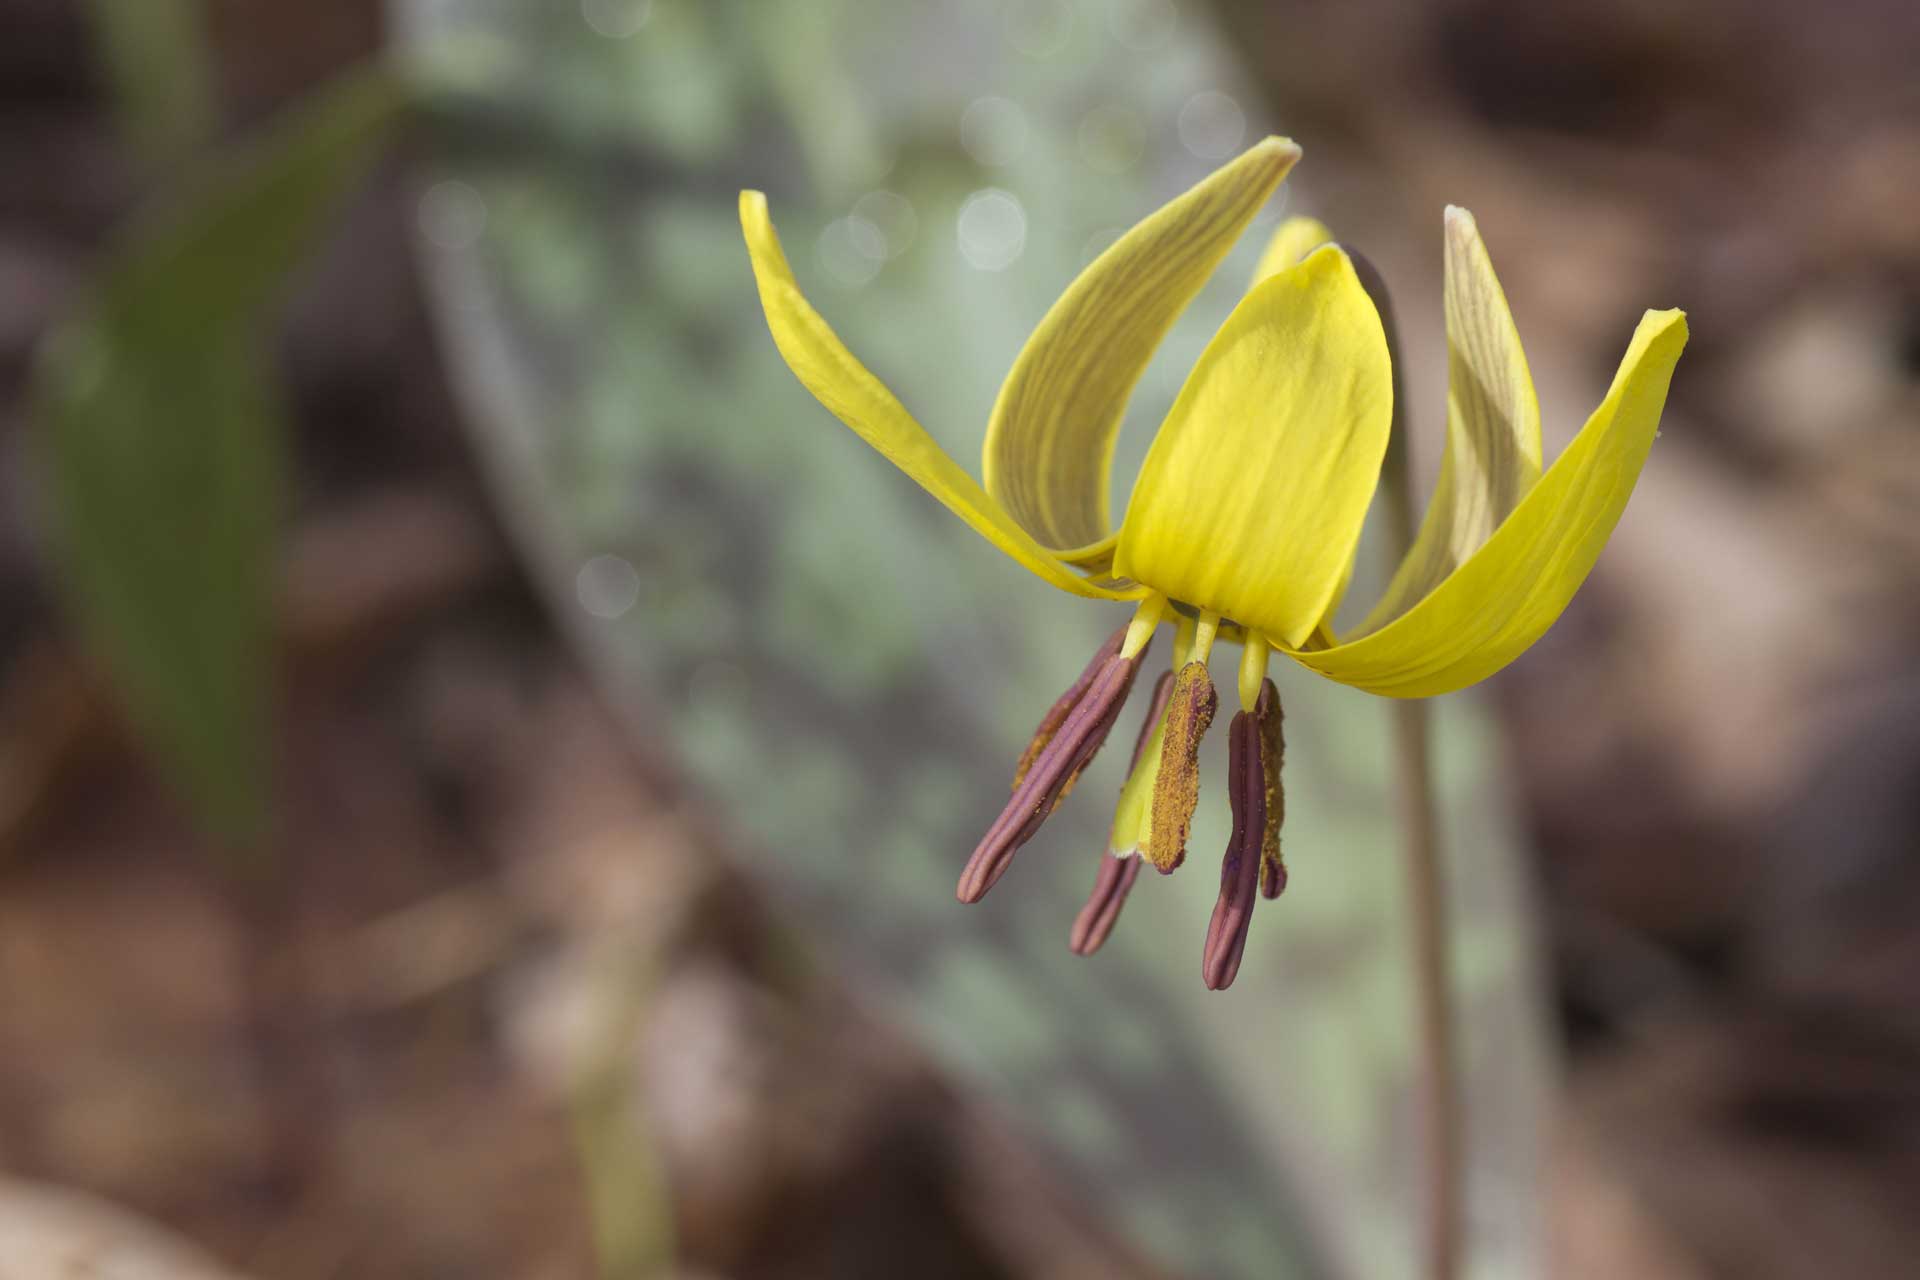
[740, 138, 1686, 989]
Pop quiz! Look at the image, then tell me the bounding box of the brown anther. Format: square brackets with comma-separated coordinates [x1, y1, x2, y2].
[1068, 671, 1174, 957]
[1260, 856, 1288, 901]
[1203, 703, 1267, 990]
[1146, 661, 1216, 874]
[1011, 624, 1126, 793]
[1255, 678, 1287, 899]
[1069, 854, 1142, 956]
[958, 642, 1141, 904]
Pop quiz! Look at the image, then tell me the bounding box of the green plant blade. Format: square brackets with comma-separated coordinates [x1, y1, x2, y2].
[34, 67, 408, 850]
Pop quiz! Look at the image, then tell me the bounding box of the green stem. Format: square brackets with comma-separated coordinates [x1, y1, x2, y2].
[570, 943, 676, 1279]
[1358, 253, 1461, 1280]
[1392, 689, 1458, 1280]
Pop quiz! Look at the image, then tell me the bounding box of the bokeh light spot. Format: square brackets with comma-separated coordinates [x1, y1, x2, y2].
[418, 180, 488, 251]
[853, 190, 918, 259]
[816, 216, 887, 287]
[1109, 0, 1176, 51]
[576, 554, 641, 619]
[1004, 0, 1074, 58]
[1178, 90, 1246, 160]
[580, 0, 653, 38]
[957, 189, 1028, 272]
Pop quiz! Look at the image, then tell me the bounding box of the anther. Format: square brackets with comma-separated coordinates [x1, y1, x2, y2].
[1203, 701, 1267, 990]
[1254, 678, 1287, 899]
[1203, 677, 1287, 988]
[1070, 670, 1174, 956]
[1069, 853, 1143, 957]
[1146, 661, 1217, 873]
[1011, 624, 1125, 792]
[959, 633, 1145, 904]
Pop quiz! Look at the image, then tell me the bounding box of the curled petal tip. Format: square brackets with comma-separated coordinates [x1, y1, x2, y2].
[1649, 306, 1689, 331]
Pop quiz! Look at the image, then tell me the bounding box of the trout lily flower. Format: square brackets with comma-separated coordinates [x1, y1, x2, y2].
[741, 137, 1685, 989]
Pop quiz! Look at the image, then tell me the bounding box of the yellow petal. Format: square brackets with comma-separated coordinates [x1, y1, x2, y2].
[1112, 246, 1394, 647]
[740, 191, 1140, 601]
[1357, 206, 1543, 631]
[1249, 214, 1332, 288]
[1286, 308, 1687, 696]
[982, 138, 1302, 566]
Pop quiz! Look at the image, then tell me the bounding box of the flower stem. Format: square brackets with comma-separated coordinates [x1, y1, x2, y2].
[1359, 251, 1461, 1280]
[1392, 686, 1459, 1280]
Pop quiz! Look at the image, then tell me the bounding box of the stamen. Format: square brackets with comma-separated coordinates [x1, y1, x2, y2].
[959, 637, 1143, 904]
[1071, 670, 1174, 956]
[1120, 594, 1167, 660]
[1069, 853, 1143, 957]
[1146, 661, 1216, 873]
[1255, 679, 1288, 899]
[1191, 609, 1222, 663]
[1238, 632, 1271, 713]
[1172, 613, 1198, 669]
[1203, 699, 1268, 990]
[1011, 624, 1125, 791]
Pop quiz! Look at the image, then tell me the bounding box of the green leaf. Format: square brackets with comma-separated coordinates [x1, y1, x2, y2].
[33, 67, 408, 852]
[81, 0, 219, 164]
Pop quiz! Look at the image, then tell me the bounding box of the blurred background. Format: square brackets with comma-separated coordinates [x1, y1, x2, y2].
[1, 1, 1917, 1277]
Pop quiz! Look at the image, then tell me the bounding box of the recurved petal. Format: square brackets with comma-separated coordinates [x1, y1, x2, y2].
[1357, 206, 1544, 632]
[1113, 245, 1393, 647]
[1286, 308, 1688, 697]
[1249, 214, 1332, 289]
[740, 193, 1139, 601]
[982, 138, 1301, 565]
